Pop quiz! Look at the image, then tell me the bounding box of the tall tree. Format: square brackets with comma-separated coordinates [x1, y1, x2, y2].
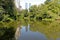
[0, 0, 17, 21]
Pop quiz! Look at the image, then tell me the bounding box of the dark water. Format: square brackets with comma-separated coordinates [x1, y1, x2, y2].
[18, 20, 60, 40]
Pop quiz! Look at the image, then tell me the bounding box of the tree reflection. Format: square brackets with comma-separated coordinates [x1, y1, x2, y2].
[29, 21, 60, 40]
[20, 19, 60, 40]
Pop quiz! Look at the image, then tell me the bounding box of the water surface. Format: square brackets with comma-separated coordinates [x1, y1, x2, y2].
[18, 20, 60, 40]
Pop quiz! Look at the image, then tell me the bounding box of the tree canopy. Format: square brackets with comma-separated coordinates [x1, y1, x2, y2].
[0, 0, 17, 22]
[20, 0, 60, 21]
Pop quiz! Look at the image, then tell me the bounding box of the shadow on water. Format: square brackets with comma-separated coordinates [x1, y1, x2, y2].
[0, 27, 15, 40]
[0, 21, 18, 40]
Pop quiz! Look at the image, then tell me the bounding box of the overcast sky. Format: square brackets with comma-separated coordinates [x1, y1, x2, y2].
[15, 0, 46, 9]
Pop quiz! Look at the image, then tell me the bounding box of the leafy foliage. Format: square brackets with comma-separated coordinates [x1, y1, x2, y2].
[20, 0, 60, 21]
[0, 0, 17, 22]
[0, 0, 18, 40]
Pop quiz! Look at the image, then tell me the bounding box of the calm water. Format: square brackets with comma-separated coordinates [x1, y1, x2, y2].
[18, 20, 60, 40]
[18, 24, 47, 40]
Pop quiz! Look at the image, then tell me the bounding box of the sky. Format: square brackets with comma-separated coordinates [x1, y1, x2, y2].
[15, 0, 46, 9]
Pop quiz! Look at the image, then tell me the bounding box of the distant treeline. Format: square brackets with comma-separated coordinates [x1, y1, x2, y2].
[19, 0, 60, 21]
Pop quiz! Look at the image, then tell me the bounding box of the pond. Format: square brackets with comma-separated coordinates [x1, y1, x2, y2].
[17, 19, 60, 40]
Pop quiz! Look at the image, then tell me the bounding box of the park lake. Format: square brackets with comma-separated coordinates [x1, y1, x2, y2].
[17, 19, 60, 40]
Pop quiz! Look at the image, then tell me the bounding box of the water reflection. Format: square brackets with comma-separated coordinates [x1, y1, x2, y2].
[18, 20, 60, 40]
[18, 24, 47, 40]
